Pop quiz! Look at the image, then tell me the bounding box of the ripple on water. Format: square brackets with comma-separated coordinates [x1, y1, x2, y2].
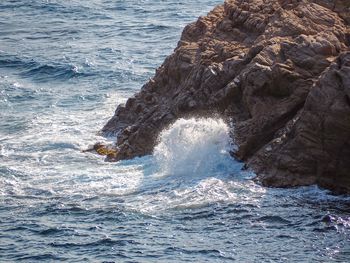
[1, 0, 350, 262]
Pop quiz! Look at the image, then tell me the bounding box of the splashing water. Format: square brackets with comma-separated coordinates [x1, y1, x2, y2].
[154, 118, 235, 177]
[122, 117, 253, 213]
[1, 0, 350, 262]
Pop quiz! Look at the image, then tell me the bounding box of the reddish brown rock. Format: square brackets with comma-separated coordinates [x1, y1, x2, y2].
[251, 53, 350, 194]
[101, 0, 350, 193]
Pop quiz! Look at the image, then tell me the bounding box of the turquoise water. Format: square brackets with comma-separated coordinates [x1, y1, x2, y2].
[1, 1, 350, 262]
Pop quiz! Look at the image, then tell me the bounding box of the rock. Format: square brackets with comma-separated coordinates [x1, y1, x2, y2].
[251, 53, 350, 194]
[101, 0, 350, 193]
[83, 142, 118, 160]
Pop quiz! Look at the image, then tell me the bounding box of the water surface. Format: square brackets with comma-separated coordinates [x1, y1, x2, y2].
[1, 1, 350, 262]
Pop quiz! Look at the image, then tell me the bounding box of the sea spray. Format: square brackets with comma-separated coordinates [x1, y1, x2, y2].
[2, 1, 350, 261]
[122, 117, 257, 213]
[153, 118, 235, 177]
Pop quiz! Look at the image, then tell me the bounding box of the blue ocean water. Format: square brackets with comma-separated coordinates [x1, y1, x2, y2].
[0, 0, 350, 262]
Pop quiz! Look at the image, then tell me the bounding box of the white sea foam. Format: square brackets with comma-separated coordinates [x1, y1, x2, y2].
[125, 177, 266, 214]
[123, 117, 255, 213]
[154, 118, 235, 177]
[0, 91, 134, 198]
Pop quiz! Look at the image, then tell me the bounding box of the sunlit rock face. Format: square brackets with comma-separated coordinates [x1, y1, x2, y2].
[102, 0, 350, 193]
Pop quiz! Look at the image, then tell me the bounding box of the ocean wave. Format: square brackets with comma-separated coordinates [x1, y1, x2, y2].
[1, 0, 349, 261]
[0, 54, 37, 69]
[50, 237, 138, 248]
[13, 254, 67, 261]
[20, 63, 89, 81]
[0, 54, 94, 81]
[153, 117, 236, 177]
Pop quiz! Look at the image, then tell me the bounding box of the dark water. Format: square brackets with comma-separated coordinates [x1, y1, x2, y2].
[1, 1, 350, 262]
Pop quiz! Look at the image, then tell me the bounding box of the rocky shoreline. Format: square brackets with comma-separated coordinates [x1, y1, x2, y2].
[101, 0, 350, 194]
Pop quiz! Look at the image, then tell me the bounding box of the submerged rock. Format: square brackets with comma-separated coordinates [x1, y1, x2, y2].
[102, 0, 350, 193]
[83, 142, 118, 160]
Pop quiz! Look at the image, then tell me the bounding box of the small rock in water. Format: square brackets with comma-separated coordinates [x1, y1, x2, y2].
[83, 142, 118, 160]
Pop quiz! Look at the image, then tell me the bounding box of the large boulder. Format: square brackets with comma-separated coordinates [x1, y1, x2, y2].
[101, 0, 350, 193]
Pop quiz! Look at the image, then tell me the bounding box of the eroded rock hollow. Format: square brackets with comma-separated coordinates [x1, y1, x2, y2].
[102, 0, 350, 194]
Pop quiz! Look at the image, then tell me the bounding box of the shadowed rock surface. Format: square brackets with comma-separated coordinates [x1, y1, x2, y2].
[102, 0, 350, 193]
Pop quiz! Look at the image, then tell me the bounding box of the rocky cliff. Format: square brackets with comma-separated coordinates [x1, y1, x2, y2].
[101, 0, 350, 194]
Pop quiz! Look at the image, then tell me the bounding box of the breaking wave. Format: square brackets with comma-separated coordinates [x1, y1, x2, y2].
[122, 117, 250, 213]
[154, 118, 235, 177]
[1, 0, 350, 261]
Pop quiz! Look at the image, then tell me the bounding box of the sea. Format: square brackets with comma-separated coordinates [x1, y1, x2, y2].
[1, 0, 350, 262]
